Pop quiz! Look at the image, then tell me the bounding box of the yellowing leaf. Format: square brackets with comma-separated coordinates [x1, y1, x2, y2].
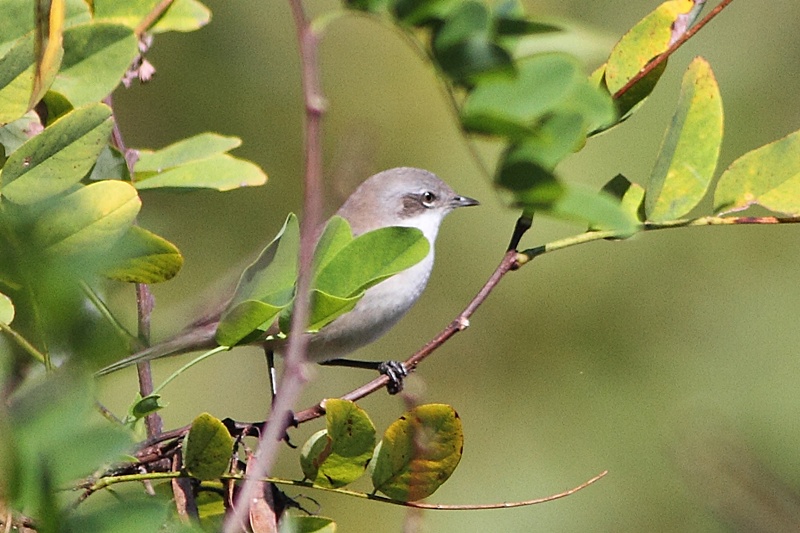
[300, 399, 376, 489]
[605, 0, 696, 94]
[183, 413, 234, 481]
[370, 404, 463, 501]
[134, 133, 267, 191]
[646, 57, 722, 221]
[0, 33, 37, 125]
[103, 226, 183, 284]
[31, 180, 141, 256]
[32, 0, 65, 108]
[714, 129, 800, 216]
[0, 292, 14, 325]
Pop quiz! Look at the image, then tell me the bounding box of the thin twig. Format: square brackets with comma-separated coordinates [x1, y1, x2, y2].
[0, 322, 46, 365]
[134, 0, 176, 37]
[222, 0, 327, 530]
[120, 212, 800, 469]
[613, 0, 736, 100]
[294, 244, 524, 424]
[86, 469, 607, 510]
[521, 214, 800, 262]
[294, 211, 800, 423]
[103, 94, 163, 439]
[80, 280, 141, 351]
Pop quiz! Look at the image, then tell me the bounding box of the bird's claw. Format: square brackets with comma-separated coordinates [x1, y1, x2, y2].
[377, 360, 408, 395]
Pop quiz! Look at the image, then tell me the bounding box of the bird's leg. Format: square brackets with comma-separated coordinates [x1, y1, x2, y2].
[262, 348, 298, 447]
[319, 359, 408, 394]
[265, 348, 278, 404]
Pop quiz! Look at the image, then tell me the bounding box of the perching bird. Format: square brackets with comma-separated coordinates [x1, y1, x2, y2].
[98, 167, 478, 392]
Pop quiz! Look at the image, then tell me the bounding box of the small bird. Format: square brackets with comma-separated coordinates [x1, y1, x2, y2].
[98, 167, 478, 391]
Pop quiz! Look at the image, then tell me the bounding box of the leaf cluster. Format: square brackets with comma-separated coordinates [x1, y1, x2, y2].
[216, 214, 429, 348]
[176, 401, 462, 529]
[0, 0, 267, 374]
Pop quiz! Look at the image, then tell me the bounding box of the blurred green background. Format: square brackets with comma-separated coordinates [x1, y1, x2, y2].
[99, 1, 800, 531]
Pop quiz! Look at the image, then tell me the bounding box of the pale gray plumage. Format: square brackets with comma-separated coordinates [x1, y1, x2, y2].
[97, 167, 477, 375]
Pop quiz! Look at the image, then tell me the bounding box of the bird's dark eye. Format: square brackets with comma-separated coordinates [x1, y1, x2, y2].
[421, 191, 436, 207]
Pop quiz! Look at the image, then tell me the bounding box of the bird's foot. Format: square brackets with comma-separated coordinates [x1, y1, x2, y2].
[377, 360, 408, 395]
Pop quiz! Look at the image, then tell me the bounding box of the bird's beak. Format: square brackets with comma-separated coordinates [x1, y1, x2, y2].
[451, 195, 480, 208]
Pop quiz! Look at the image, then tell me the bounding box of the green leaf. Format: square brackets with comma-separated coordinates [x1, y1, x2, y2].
[436, 36, 513, 85]
[0, 110, 42, 156]
[135, 133, 241, 171]
[133, 133, 267, 191]
[0, 0, 90, 56]
[8, 372, 132, 513]
[93, 0, 211, 34]
[215, 299, 287, 347]
[646, 57, 722, 222]
[497, 19, 560, 37]
[313, 226, 429, 297]
[598, 59, 668, 126]
[230, 214, 299, 307]
[370, 404, 463, 501]
[393, 0, 462, 26]
[0, 291, 14, 324]
[432, 1, 513, 84]
[300, 399, 376, 489]
[50, 22, 139, 107]
[134, 153, 267, 191]
[346, 0, 390, 13]
[601, 174, 645, 223]
[547, 183, 641, 234]
[604, 0, 696, 94]
[300, 430, 330, 484]
[65, 499, 170, 533]
[129, 393, 165, 420]
[306, 290, 360, 333]
[714, 129, 800, 216]
[290, 224, 428, 332]
[311, 216, 354, 276]
[31, 180, 141, 257]
[597, 0, 701, 127]
[216, 214, 299, 346]
[497, 141, 638, 233]
[461, 53, 582, 139]
[0, 2, 35, 55]
[40, 89, 74, 125]
[278, 515, 336, 533]
[103, 226, 183, 284]
[183, 413, 234, 481]
[0, 103, 113, 204]
[88, 144, 131, 182]
[0, 33, 37, 125]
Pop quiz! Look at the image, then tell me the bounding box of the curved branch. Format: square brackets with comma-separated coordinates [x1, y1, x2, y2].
[613, 0, 736, 100]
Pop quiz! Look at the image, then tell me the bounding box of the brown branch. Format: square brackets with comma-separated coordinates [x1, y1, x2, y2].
[222, 0, 326, 530]
[613, 0, 736, 100]
[171, 452, 198, 523]
[295, 243, 524, 424]
[125, 212, 800, 462]
[105, 95, 163, 436]
[134, 0, 176, 37]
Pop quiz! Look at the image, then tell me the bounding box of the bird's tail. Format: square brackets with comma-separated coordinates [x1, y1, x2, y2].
[96, 319, 220, 376]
